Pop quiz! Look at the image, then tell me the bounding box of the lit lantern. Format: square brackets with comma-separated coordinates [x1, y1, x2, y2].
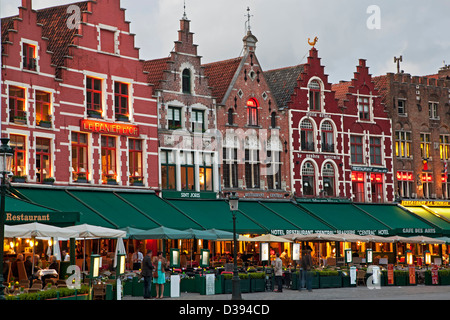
[424, 250, 431, 265]
[117, 253, 126, 276]
[406, 250, 414, 265]
[90, 254, 101, 279]
[366, 248, 373, 264]
[345, 249, 352, 264]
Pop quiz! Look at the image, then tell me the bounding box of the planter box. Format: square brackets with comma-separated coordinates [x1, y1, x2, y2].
[12, 177, 26, 183]
[341, 275, 352, 287]
[215, 275, 223, 294]
[107, 180, 118, 185]
[439, 275, 450, 285]
[250, 278, 265, 292]
[223, 279, 232, 294]
[180, 278, 196, 293]
[123, 280, 133, 296]
[394, 275, 408, 286]
[39, 121, 52, 128]
[319, 275, 342, 288]
[132, 181, 144, 186]
[76, 178, 88, 183]
[151, 282, 171, 297]
[240, 278, 250, 293]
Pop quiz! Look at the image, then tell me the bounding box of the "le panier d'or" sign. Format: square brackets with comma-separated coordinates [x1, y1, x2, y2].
[81, 120, 139, 137]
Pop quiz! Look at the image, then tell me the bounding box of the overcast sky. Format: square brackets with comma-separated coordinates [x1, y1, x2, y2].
[2, 0, 450, 83]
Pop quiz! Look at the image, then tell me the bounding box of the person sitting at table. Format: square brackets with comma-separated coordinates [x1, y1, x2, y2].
[41, 255, 59, 288]
[11, 254, 24, 279]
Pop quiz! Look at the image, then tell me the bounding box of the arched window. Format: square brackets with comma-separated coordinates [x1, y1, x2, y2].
[300, 119, 315, 151]
[308, 80, 321, 111]
[322, 163, 335, 197]
[182, 69, 191, 94]
[228, 108, 234, 125]
[302, 161, 315, 196]
[247, 98, 258, 126]
[321, 121, 334, 153]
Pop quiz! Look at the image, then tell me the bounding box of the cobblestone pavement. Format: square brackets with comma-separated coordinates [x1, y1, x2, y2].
[123, 284, 450, 300]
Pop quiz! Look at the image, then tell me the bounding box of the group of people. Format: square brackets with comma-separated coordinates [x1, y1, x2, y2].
[7, 253, 59, 288]
[133, 250, 169, 299]
[272, 249, 313, 292]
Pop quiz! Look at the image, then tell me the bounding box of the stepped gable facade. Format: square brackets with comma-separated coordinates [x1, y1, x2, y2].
[203, 30, 292, 200]
[1, 0, 158, 189]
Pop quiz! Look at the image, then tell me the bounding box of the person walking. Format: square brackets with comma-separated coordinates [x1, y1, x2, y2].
[300, 249, 313, 292]
[153, 251, 168, 299]
[272, 253, 283, 292]
[141, 250, 153, 299]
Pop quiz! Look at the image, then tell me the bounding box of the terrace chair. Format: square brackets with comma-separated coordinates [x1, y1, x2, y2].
[356, 270, 366, 286]
[17, 261, 28, 283]
[92, 283, 106, 300]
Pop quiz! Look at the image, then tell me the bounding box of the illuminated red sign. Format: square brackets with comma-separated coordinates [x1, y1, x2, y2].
[80, 120, 139, 137]
[396, 171, 413, 181]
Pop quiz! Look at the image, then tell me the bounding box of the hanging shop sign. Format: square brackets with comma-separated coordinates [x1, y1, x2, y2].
[351, 166, 389, 174]
[162, 191, 217, 200]
[80, 119, 139, 137]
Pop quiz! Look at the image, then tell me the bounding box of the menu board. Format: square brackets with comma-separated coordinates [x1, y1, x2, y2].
[408, 265, 416, 285]
[261, 243, 269, 262]
[432, 264, 439, 285]
[292, 243, 300, 261]
[387, 264, 394, 285]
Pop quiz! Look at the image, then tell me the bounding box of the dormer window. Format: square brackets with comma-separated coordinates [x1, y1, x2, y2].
[182, 69, 191, 94]
[308, 80, 321, 111]
[23, 43, 37, 71]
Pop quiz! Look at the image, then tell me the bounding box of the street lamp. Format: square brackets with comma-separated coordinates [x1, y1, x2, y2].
[228, 192, 242, 300]
[0, 138, 15, 300]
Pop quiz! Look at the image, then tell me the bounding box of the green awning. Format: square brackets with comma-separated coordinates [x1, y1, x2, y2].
[237, 201, 301, 235]
[14, 188, 117, 228]
[259, 201, 335, 234]
[67, 191, 161, 230]
[167, 199, 267, 234]
[401, 206, 450, 236]
[357, 204, 442, 236]
[6, 195, 55, 212]
[116, 192, 204, 230]
[297, 202, 392, 236]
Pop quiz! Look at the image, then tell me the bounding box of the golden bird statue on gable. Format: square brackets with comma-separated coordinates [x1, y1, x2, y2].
[308, 36, 318, 47]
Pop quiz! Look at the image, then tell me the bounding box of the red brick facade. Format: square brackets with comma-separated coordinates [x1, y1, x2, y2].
[204, 31, 292, 200]
[1, 0, 158, 189]
[374, 70, 450, 200]
[144, 18, 219, 195]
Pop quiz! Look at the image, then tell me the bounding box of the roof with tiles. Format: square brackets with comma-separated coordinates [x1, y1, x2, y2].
[331, 81, 351, 107]
[143, 57, 171, 90]
[2, 1, 89, 78]
[372, 75, 389, 104]
[202, 57, 243, 103]
[264, 64, 304, 109]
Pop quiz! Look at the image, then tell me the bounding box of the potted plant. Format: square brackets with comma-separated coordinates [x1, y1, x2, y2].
[12, 175, 26, 183]
[318, 269, 341, 288]
[87, 110, 102, 118]
[107, 178, 118, 185]
[132, 179, 144, 186]
[14, 116, 27, 124]
[76, 174, 88, 183]
[249, 272, 265, 292]
[116, 114, 129, 122]
[43, 177, 55, 185]
[38, 120, 52, 128]
[394, 270, 408, 286]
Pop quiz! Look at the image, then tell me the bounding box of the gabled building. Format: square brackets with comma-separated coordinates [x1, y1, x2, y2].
[334, 59, 394, 203]
[203, 28, 292, 200]
[373, 67, 450, 200]
[266, 46, 393, 203]
[1, 0, 158, 189]
[143, 16, 219, 197]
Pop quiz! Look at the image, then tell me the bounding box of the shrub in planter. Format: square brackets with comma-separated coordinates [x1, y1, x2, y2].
[394, 270, 408, 286]
[249, 272, 265, 292]
[318, 270, 341, 288]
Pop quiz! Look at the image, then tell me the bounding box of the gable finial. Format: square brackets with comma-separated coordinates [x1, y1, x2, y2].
[245, 7, 253, 33]
[182, 0, 188, 20]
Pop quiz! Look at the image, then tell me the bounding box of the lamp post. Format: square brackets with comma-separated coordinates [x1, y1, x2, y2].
[0, 138, 14, 300]
[228, 192, 242, 300]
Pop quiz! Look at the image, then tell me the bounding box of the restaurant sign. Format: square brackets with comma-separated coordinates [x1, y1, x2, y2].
[80, 119, 139, 137]
[351, 166, 388, 173]
[401, 200, 450, 207]
[162, 191, 217, 200]
[6, 211, 80, 226]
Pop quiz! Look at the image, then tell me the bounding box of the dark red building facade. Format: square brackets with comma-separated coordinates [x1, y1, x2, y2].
[1, 0, 159, 189]
[266, 47, 394, 202]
